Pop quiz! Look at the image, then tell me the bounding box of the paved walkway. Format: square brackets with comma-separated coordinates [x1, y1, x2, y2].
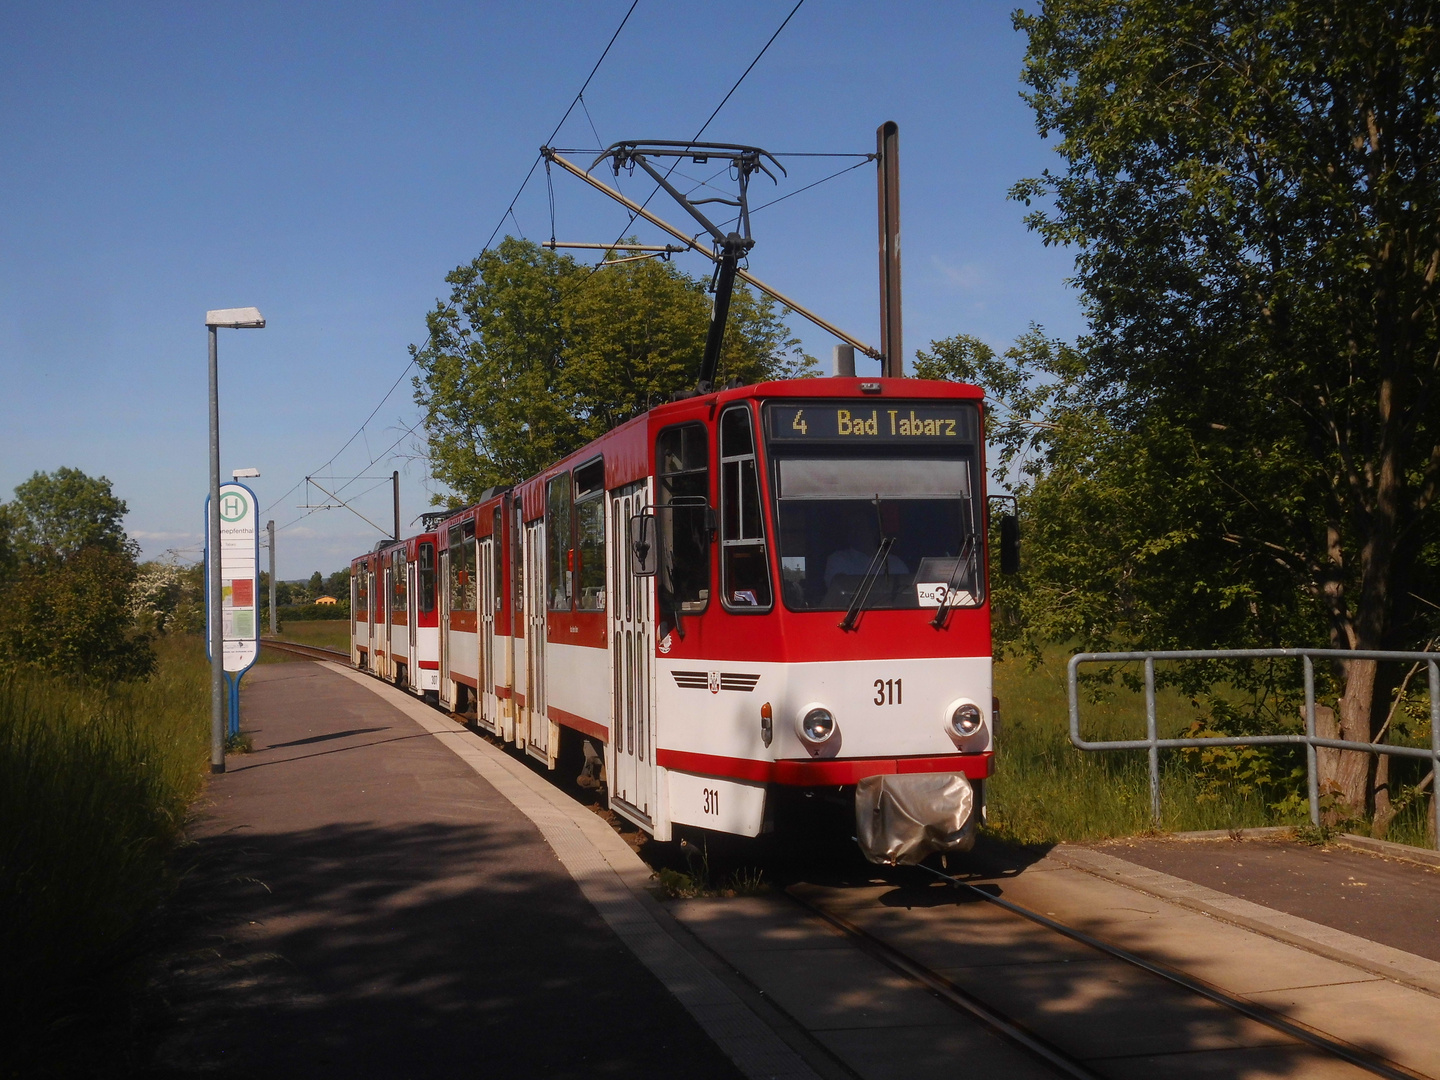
[1090, 835, 1440, 961]
[153, 661, 749, 1079]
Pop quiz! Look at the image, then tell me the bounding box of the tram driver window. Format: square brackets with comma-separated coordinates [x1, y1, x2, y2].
[656, 423, 710, 613]
[547, 474, 573, 611]
[720, 406, 773, 610]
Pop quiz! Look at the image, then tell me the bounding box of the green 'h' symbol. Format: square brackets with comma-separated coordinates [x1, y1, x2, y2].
[220, 493, 248, 522]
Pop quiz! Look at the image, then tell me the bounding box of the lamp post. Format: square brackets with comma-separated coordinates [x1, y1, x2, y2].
[205, 307, 265, 774]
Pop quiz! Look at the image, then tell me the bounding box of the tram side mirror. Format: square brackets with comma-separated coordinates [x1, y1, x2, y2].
[1000, 514, 1020, 575]
[629, 512, 657, 577]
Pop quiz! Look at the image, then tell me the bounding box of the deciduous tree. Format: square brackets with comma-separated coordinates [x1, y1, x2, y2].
[999, 0, 1440, 818]
[9, 468, 134, 560]
[0, 469, 153, 682]
[413, 237, 816, 501]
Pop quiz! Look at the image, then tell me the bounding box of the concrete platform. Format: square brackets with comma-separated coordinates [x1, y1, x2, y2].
[1089, 835, 1440, 962]
[151, 661, 769, 1079]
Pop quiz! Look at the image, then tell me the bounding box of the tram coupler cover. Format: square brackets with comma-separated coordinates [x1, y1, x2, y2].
[855, 773, 976, 865]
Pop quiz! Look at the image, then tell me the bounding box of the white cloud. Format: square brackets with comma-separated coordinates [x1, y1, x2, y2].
[932, 257, 985, 291]
[131, 530, 200, 541]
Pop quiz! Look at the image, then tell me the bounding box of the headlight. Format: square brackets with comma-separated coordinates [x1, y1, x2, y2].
[799, 706, 837, 745]
[949, 702, 984, 737]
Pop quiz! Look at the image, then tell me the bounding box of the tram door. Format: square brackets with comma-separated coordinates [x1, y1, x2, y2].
[609, 482, 654, 825]
[437, 543, 451, 704]
[381, 564, 392, 679]
[523, 519, 549, 760]
[507, 505, 524, 743]
[478, 536, 495, 732]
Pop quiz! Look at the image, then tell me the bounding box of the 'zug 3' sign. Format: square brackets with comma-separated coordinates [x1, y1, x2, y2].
[768, 402, 977, 443]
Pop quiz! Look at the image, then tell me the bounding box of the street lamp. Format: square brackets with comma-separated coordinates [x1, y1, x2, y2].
[205, 306, 265, 773]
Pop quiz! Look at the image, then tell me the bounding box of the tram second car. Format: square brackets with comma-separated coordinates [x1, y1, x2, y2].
[350, 376, 1017, 865]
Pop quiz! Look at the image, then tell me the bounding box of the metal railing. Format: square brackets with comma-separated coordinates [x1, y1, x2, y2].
[1068, 649, 1440, 848]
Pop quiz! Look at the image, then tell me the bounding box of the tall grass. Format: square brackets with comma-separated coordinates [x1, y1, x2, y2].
[263, 617, 350, 653]
[0, 634, 209, 1072]
[987, 648, 1308, 844]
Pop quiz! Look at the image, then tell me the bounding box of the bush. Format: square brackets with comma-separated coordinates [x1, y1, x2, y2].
[274, 602, 350, 622]
[0, 547, 155, 682]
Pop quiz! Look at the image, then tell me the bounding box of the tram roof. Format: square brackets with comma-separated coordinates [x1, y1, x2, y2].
[428, 375, 987, 534]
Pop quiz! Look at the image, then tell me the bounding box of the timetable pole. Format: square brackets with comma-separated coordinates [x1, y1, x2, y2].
[207, 325, 225, 773]
[268, 518, 277, 635]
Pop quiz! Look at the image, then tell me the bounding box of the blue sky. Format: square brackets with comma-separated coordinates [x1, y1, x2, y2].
[0, 1, 1081, 579]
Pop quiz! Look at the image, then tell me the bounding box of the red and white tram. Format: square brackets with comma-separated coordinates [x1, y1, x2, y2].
[355, 375, 1014, 863]
[351, 531, 440, 697]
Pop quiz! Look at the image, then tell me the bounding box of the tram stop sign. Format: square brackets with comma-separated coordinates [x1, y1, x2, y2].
[205, 482, 260, 673]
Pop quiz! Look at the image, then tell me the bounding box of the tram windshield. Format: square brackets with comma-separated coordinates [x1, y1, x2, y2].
[766, 401, 982, 614]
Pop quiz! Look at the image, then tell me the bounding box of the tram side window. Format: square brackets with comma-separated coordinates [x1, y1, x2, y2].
[656, 423, 711, 612]
[391, 549, 407, 614]
[450, 522, 476, 612]
[417, 542, 435, 614]
[513, 508, 524, 613]
[574, 458, 606, 612]
[547, 475, 573, 611]
[719, 406, 773, 610]
[491, 508, 503, 612]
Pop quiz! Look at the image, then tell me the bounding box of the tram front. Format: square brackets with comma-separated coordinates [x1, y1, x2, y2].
[755, 387, 998, 864]
[646, 379, 1008, 864]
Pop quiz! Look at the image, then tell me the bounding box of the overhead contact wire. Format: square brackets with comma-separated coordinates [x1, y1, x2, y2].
[481, 0, 640, 253]
[580, 0, 807, 286]
[269, 3, 641, 535]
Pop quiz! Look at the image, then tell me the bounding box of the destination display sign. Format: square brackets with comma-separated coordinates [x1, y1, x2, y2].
[767, 401, 977, 443]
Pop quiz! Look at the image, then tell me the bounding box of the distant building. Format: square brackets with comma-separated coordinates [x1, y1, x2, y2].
[314, 595, 339, 606]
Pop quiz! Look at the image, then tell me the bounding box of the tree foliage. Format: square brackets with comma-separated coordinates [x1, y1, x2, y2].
[0, 469, 153, 682]
[0, 548, 154, 682]
[414, 237, 817, 501]
[8, 467, 135, 560]
[993, 0, 1440, 817]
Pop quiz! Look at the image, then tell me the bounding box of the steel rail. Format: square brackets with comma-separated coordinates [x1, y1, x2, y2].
[543, 150, 883, 360]
[786, 884, 1102, 1079]
[903, 864, 1426, 1080]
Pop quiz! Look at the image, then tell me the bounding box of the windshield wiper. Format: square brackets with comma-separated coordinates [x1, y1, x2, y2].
[839, 535, 896, 632]
[930, 535, 976, 630]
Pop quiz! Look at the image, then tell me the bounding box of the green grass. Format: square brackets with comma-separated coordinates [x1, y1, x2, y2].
[987, 648, 1311, 844]
[263, 617, 351, 654]
[0, 634, 210, 1074]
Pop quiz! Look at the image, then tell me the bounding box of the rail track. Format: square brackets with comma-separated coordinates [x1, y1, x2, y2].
[786, 871, 1423, 1080]
[260, 638, 351, 663]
